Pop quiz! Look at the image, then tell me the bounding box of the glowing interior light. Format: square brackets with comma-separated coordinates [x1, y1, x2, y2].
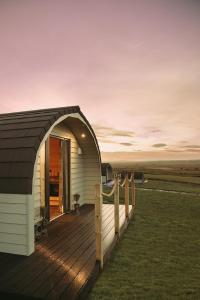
[81, 133, 86, 138]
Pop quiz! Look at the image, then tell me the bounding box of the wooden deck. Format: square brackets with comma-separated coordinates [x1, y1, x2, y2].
[0, 203, 133, 300]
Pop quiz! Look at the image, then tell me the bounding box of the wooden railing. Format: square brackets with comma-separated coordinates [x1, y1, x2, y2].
[95, 172, 136, 268]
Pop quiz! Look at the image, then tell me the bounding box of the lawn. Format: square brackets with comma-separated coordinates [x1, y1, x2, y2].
[88, 189, 200, 300]
[145, 174, 200, 185]
[137, 180, 200, 194]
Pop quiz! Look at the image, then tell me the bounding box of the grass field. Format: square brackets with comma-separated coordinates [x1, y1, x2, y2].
[137, 180, 200, 194]
[145, 173, 200, 184]
[112, 160, 200, 177]
[113, 159, 200, 194]
[88, 189, 200, 300]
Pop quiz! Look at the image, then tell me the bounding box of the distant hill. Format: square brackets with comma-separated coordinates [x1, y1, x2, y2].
[109, 160, 200, 177]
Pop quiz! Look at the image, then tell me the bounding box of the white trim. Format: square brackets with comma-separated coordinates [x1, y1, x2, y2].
[32, 112, 100, 194]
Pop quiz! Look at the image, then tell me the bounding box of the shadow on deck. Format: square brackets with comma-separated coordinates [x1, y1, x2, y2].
[0, 204, 133, 300]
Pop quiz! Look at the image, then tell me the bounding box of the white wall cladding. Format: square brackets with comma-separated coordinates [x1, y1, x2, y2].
[33, 154, 42, 224]
[0, 194, 34, 255]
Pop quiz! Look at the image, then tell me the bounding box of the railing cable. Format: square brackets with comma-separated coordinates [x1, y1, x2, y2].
[102, 179, 118, 197]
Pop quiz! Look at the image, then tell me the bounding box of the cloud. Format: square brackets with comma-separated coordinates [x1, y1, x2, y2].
[165, 149, 184, 153]
[0, 0, 199, 161]
[183, 145, 200, 149]
[152, 143, 167, 148]
[165, 147, 200, 153]
[184, 148, 200, 153]
[92, 124, 135, 138]
[144, 127, 163, 134]
[98, 138, 118, 144]
[150, 129, 163, 134]
[112, 131, 134, 137]
[98, 138, 134, 147]
[179, 141, 188, 144]
[120, 142, 132, 146]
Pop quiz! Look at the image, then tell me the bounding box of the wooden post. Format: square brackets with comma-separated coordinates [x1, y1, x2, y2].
[95, 184, 103, 269]
[125, 173, 129, 218]
[114, 176, 120, 235]
[131, 173, 136, 208]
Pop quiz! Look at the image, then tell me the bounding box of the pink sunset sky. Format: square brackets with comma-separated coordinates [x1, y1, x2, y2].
[0, 0, 200, 161]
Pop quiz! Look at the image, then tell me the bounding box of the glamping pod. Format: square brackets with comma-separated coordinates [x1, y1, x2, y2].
[101, 163, 113, 183]
[134, 172, 145, 184]
[0, 106, 101, 256]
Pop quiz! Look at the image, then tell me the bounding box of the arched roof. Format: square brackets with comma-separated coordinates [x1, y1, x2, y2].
[0, 106, 100, 194]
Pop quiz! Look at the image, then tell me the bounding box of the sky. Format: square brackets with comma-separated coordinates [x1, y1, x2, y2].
[0, 0, 200, 161]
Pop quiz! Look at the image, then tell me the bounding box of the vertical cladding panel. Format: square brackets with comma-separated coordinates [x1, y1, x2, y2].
[83, 152, 101, 204]
[0, 194, 34, 255]
[33, 148, 42, 224]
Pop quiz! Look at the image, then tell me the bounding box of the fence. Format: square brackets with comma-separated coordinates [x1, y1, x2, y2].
[95, 172, 136, 268]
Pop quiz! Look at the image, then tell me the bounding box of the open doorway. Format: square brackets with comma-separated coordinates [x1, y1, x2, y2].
[45, 136, 71, 221]
[49, 137, 63, 219]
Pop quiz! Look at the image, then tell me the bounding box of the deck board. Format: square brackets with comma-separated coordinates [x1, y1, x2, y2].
[0, 203, 132, 300]
[19, 226, 94, 296]
[0, 204, 96, 300]
[0, 209, 93, 287]
[1, 223, 92, 293]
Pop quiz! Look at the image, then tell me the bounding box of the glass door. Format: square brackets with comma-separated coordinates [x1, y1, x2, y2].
[49, 137, 63, 220]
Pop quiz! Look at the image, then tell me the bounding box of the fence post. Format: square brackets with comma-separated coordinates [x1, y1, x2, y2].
[114, 175, 120, 235]
[125, 173, 129, 219]
[95, 184, 103, 269]
[131, 172, 136, 208]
